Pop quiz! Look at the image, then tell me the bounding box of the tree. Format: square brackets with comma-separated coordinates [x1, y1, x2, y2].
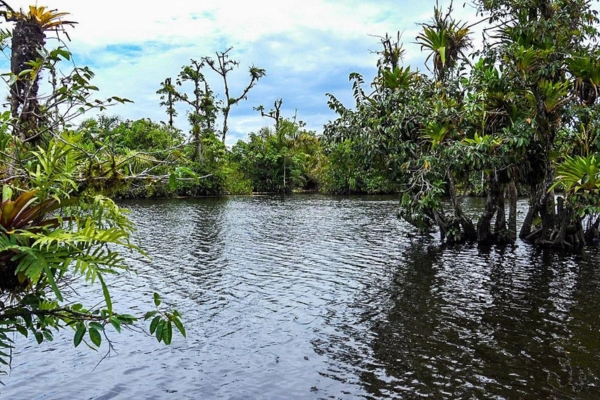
[254, 98, 283, 131]
[232, 114, 321, 194]
[202, 47, 266, 143]
[323, 36, 422, 196]
[0, 3, 185, 380]
[157, 59, 217, 163]
[158, 48, 265, 149]
[475, 0, 600, 247]
[325, 0, 600, 249]
[157, 78, 177, 128]
[0, 3, 75, 141]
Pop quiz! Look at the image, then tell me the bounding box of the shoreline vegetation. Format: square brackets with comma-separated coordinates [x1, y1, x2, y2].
[83, 0, 600, 251]
[1, 0, 600, 385]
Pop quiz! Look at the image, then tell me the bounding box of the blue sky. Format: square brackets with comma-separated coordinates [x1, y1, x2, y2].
[1, 0, 480, 146]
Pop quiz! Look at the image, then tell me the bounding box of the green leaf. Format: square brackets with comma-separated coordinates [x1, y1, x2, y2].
[43, 264, 63, 302]
[144, 310, 159, 320]
[172, 316, 186, 338]
[117, 314, 137, 324]
[163, 321, 173, 345]
[43, 330, 53, 342]
[109, 317, 121, 333]
[153, 292, 162, 307]
[74, 324, 86, 347]
[439, 46, 447, 65]
[155, 320, 164, 343]
[89, 327, 102, 347]
[34, 331, 43, 344]
[55, 48, 71, 60]
[2, 185, 12, 203]
[150, 316, 161, 335]
[22, 312, 32, 327]
[89, 322, 104, 331]
[13, 323, 27, 337]
[18, 68, 33, 77]
[7, 73, 17, 87]
[98, 274, 112, 315]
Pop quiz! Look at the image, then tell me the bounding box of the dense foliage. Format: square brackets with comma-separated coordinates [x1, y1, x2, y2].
[3, 0, 600, 379]
[0, 3, 184, 381]
[230, 118, 321, 193]
[324, 0, 600, 248]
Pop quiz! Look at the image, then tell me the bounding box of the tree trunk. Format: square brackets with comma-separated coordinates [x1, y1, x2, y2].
[550, 196, 570, 247]
[191, 126, 204, 163]
[11, 20, 45, 141]
[584, 215, 600, 244]
[477, 175, 501, 244]
[447, 171, 476, 242]
[539, 191, 556, 242]
[507, 180, 518, 243]
[519, 198, 538, 240]
[520, 172, 553, 242]
[494, 186, 507, 241]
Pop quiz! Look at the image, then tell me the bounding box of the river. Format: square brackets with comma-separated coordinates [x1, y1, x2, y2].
[2, 194, 600, 399]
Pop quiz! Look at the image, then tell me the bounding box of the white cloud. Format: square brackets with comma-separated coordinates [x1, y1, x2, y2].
[0, 0, 481, 145]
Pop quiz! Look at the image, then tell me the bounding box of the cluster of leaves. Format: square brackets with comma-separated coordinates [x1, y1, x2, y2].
[0, 4, 186, 382]
[0, 173, 186, 379]
[323, 0, 600, 247]
[143, 293, 186, 345]
[230, 119, 321, 193]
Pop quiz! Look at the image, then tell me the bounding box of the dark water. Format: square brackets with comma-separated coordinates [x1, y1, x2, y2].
[2, 195, 600, 399]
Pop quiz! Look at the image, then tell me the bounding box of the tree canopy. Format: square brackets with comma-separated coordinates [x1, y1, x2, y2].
[324, 0, 600, 248]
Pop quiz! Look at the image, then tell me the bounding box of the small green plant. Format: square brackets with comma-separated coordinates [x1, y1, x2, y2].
[0, 186, 185, 380]
[552, 155, 600, 194]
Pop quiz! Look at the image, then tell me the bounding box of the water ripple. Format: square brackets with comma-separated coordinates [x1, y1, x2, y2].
[2, 195, 600, 399]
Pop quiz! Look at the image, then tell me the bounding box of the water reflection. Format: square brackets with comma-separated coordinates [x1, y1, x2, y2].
[2, 195, 600, 399]
[363, 241, 446, 398]
[364, 241, 600, 399]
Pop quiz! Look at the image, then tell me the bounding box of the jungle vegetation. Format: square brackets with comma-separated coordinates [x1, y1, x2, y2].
[1, 0, 600, 381]
[324, 0, 600, 249]
[0, 2, 184, 381]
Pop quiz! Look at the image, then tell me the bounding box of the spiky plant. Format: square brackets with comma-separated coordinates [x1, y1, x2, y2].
[568, 53, 600, 105]
[1, 3, 76, 141]
[0, 186, 75, 290]
[552, 155, 600, 194]
[416, 2, 471, 81]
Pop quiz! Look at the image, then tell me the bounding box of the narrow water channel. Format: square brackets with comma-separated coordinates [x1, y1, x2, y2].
[2, 195, 600, 399]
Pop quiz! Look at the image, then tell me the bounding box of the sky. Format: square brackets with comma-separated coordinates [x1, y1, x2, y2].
[0, 0, 482, 146]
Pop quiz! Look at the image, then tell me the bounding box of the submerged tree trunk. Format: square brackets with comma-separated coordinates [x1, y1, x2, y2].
[539, 191, 556, 242]
[520, 200, 539, 241]
[507, 180, 518, 243]
[477, 174, 502, 244]
[520, 170, 554, 242]
[550, 196, 571, 247]
[447, 171, 476, 243]
[584, 215, 600, 244]
[494, 187, 506, 235]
